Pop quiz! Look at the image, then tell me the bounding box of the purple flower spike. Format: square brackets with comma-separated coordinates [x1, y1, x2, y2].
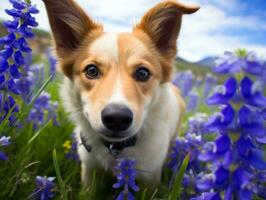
[113, 159, 139, 200]
[0, 33, 16, 44]
[1, 46, 13, 59]
[214, 51, 242, 74]
[241, 77, 266, 107]
[191, 192, 221, 200]
[34, 176, 55, 200]
[10, 64, 21, 79]
[205, 104, 235, 131]
[116, 190, 135, 200]
[173, 70, 195, 96]
[187, 91, 199, 112]
[10, 0, 26, 10]
[0, 136, 11, 146]
[214, 166, 229, 187]
[0, 57, 9, 73]
[196, 174, 215, 191]
[243, 52, 264, 75]
[239, 106, 266, 139]
[247, 149, 266, 170]
[0, 151, 8, 161]
[28, 5, 39, 14]
[172, 50, 266, 200]
[0, 0, 39, 98]
[65, 133, 80, 162]
[0, 136, 11, 161]
[3, 20, 19, 29]
[204, 73, 218, 97]
[5, 8, 22, 17]
[46, 48, 57, 76]
[214, 134, 231, 155]
[214, 51, 264, 76]
[206, 77, 237, 105]
[27, 92, 59, 129]
[0, 94, 19, 125]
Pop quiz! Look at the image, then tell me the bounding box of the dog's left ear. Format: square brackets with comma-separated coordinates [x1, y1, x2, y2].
[43, 0, 102, 78]
[134, 0, 199, 81]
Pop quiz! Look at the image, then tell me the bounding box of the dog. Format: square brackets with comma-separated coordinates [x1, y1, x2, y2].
[43, 0, 199, 186]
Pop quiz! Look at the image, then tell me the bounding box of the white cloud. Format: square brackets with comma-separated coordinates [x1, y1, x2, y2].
[179, 0, 266, 61]
[0, 0, 265, 61]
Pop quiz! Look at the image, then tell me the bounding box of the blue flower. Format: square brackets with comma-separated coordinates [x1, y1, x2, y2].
[65, 133, 79, 162]
[0, 94, 19, 125]
[240, 77, 266, 107]
[187, 91, 199, 112]
[205, 104, 235, 132]
[0, 136, 11, 161]
[214, 51, 264, 76]
[171, 49, 266, 200]
[188, 113, 209, 135]
[206, 77, 237, 105]
[191, 192, 221, 200]
[198, 134, 231, 163]
[236, 136, 266, 170]
[9, 0, 26, 10]
[34, 176, 55, 200]
[238, 106, 266, 142]
[46, 48, 57, 77]
[0, 136, 11, 146]
[168, 113, 208, 192]
[173, 70, 195, 96]
[113, 159, 139, 200]
[9, 52, 59, 128]
[16, 60, 45, 103]
[203, 73, 217, 97]
[27, 92, 58, 129]
[0, 0, 38, 97]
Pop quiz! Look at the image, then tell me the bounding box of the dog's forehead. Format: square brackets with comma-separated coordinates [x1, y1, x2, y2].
[89, 33, 119, 62]
[88, 32, 150, 63]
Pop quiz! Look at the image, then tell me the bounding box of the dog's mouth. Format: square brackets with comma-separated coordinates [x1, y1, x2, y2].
[101, 135, 137, 156]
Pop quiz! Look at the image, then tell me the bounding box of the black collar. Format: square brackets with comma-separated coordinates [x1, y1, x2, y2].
[102, 136, 137, 157]
[81, 134, 137, 157]
[80, 136, 92, 153]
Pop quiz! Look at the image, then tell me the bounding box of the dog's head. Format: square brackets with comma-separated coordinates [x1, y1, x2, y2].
[43, 0, 199, 141]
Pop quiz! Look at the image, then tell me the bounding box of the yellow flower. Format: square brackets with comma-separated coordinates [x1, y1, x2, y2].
[63, 140, 71, 151]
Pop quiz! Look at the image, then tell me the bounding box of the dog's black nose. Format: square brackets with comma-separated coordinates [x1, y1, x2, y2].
[101, 104, 133, 132]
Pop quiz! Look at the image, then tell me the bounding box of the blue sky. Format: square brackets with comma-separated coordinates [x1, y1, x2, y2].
[0, 0, 265, 61]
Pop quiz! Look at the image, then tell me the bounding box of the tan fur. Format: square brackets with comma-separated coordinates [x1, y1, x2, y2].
[171, 84, 186, 134]
[43, 0, 199, 187]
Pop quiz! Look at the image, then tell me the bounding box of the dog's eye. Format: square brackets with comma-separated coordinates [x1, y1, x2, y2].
[84, 64, 100, 79]
[134, 67, 150, 82]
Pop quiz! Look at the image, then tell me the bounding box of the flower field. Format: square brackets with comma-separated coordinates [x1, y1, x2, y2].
[0, 0, 266, 200]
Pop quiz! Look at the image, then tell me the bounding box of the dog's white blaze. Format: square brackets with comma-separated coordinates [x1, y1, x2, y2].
[108, 74, 129, 106]
[90, 33, 129, 107]
[89, 33, 119, 62]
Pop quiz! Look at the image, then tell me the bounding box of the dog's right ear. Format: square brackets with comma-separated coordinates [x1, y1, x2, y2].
[43, 0, 102, 77]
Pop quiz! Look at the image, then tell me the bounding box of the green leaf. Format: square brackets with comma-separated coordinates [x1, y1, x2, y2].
[26, 120, 50, 145]
[29, 75, 54, 108]
[53, 150, 68, 200]
[168, 153, 190, 200]
[18, 75, 54, 123]
[141, 188, 148, 200]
